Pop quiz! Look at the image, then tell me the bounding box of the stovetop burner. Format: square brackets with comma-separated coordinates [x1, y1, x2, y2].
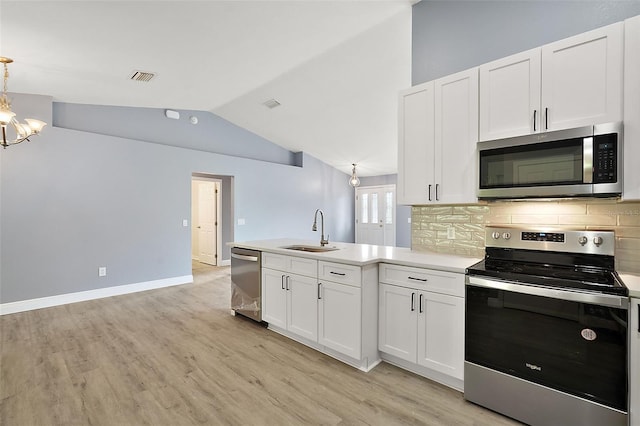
[466, 227, 628, 297]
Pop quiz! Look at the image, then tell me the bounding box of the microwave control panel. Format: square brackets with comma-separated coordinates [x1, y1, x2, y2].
[593, 133, 617, 183]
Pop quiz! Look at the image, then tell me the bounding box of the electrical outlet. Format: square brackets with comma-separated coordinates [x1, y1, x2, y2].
[182, 219, 188, 227]
[238, 218, 246, 226]
[98, 267, 107, 277]
[407, 217, 411, 224]
[447, 227, 456, 240]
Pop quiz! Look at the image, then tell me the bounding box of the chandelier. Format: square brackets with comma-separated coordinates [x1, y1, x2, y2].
[0, 57, 47, 148]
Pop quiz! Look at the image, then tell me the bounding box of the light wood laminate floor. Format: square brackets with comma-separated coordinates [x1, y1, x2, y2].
[1, 262, 520, 425]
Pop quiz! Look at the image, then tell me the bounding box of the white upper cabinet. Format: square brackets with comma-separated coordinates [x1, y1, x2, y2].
[542, 22, 623, 131]
[398, 68, 478, 205]
[624, 15, 640, 201]
[434, 68, 479, 204]
[479, 49, 541, 140]
[397, 81, 435, 205]
[479, 22, 623, 141]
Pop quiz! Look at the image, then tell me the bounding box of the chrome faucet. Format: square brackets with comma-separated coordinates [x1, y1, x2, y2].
[312, 209, 329, 246]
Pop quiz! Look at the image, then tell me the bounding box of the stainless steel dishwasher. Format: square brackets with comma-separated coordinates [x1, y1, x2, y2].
[230, 247, 262, 322]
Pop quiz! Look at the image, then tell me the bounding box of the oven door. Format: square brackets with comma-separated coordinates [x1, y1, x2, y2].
[465, 276, 628, 411]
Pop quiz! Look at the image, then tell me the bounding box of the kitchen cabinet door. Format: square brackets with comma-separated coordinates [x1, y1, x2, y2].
[262, 268, 287, 329]
[416, 291, 464, 380]
[541, 22, 623, 131]
[318, 281, 362, 359]
[434, 68, 479, 204]
[397, 81, 435, 205]
[630, 298, 639, 426]
[378, 283, 417, 362]
[624, 15, 640, 201]
[479, 49, 541, 141]
[287, 273, 318, 342]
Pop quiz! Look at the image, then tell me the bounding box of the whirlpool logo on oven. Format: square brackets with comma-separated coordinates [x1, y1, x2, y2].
[526, 363, 542, 371]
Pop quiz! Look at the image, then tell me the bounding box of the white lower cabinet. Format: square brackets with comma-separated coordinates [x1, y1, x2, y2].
[261, 253, 379, 371]
[262, 266, 318, 342]
[318, 280, 362, 360]
[631, 298, 639, 426]
[378, 263, 465, 390]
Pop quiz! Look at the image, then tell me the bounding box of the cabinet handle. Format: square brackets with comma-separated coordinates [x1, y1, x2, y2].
[318, 283, 322, 300]
[285, 276, 290, 291]
[428, 184, 432, 201]
[545, 107, 549, 130]
[329, 271, 346, 276]
[533, 109, 537, 132]
[281, 275, 285, 290]
[637, 304, 639, 333]
[411, 292, 416, 311]
[408, 276, 428, 282]
[419, 294, 424, 313]
[435, 184, 440, 201]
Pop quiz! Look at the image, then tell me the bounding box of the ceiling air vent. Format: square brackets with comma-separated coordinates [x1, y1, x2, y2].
[263, 98, 281, 109]
[129, 70, 156, 82]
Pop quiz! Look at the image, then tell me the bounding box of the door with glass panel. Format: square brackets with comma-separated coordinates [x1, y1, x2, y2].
[355, 185, 396, 246]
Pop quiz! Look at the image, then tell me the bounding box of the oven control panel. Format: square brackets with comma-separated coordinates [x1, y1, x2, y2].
[521, 232, 565, 242]
[486, 227, 614, 255]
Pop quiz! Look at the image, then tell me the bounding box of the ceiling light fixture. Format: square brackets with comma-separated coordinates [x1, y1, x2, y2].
[0, 57, 47, 149]
[349, 163, 360, 187]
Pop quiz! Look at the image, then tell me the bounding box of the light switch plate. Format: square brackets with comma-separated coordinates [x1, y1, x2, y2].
[182, 219, 188, 227]
[238, 218, 246, 226]
[98, 267, 107, 277]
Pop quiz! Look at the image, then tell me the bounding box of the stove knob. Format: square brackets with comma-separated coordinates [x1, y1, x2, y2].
[578, 236, 588, 246]
[502, 232, 511, 240]
[593, 236, 603, 247]
[492, 232, 501, 240]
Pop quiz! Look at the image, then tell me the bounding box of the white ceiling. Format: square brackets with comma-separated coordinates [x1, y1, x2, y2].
[0, 1, 413, 176]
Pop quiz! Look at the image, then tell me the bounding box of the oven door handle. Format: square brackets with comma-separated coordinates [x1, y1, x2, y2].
[466, 276, 628, 309]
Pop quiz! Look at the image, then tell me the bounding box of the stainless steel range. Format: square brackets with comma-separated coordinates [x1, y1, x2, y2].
[465, 227, 628, 426]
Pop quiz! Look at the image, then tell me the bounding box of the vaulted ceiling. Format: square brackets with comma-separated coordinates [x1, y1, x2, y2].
[0, 1, 414, 176]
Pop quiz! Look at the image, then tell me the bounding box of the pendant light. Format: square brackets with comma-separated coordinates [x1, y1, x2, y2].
[349, 163, 360, 187]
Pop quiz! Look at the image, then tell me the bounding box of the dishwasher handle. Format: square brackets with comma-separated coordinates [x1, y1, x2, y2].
[231, 253, 259, 262]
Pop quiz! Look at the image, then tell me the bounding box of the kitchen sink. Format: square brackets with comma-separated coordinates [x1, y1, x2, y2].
[281, 245, 339, 253]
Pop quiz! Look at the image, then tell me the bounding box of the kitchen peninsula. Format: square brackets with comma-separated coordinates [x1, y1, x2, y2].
[230, 239, 479, 391]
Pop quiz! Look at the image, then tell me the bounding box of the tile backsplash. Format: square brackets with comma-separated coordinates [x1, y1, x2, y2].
[411, 200, 640, 274]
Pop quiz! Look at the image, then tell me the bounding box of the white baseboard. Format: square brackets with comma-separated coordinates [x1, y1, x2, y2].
[0, 275, 193, 316]
[220, 259, 230, 266]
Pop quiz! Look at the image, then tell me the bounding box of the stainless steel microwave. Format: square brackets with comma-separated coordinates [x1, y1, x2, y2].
[477, 122, 622, 199]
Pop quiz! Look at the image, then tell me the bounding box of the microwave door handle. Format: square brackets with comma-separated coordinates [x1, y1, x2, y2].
[583, 136, 593, 184]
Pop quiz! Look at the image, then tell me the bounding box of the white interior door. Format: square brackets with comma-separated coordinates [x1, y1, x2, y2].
[192, 180, 219, 265]
[355, 185, 396, 246]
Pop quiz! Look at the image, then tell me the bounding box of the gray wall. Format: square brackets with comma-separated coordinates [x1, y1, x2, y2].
[358, 174, 410, 248]
[1, 94, 354, 304]
[53, 103, 301, 166]
[412, 1, 640, 85]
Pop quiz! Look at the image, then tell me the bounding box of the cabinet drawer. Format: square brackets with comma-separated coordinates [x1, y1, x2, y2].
[379, 263, 464, 297]
[262, 252, 317, 278]
[318, 261, 361, 287]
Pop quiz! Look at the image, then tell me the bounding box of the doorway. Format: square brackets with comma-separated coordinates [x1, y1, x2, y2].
[355, 184, 396, 246]
[191, 177, 222, 266]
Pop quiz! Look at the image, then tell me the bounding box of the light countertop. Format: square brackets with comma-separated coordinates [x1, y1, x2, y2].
[620, 273, 640, 298]
[229, 239, 480, 274]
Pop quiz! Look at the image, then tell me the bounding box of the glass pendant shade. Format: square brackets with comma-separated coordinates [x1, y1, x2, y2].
[349, 163, 360, 187]
[0, 107, 15, 125]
